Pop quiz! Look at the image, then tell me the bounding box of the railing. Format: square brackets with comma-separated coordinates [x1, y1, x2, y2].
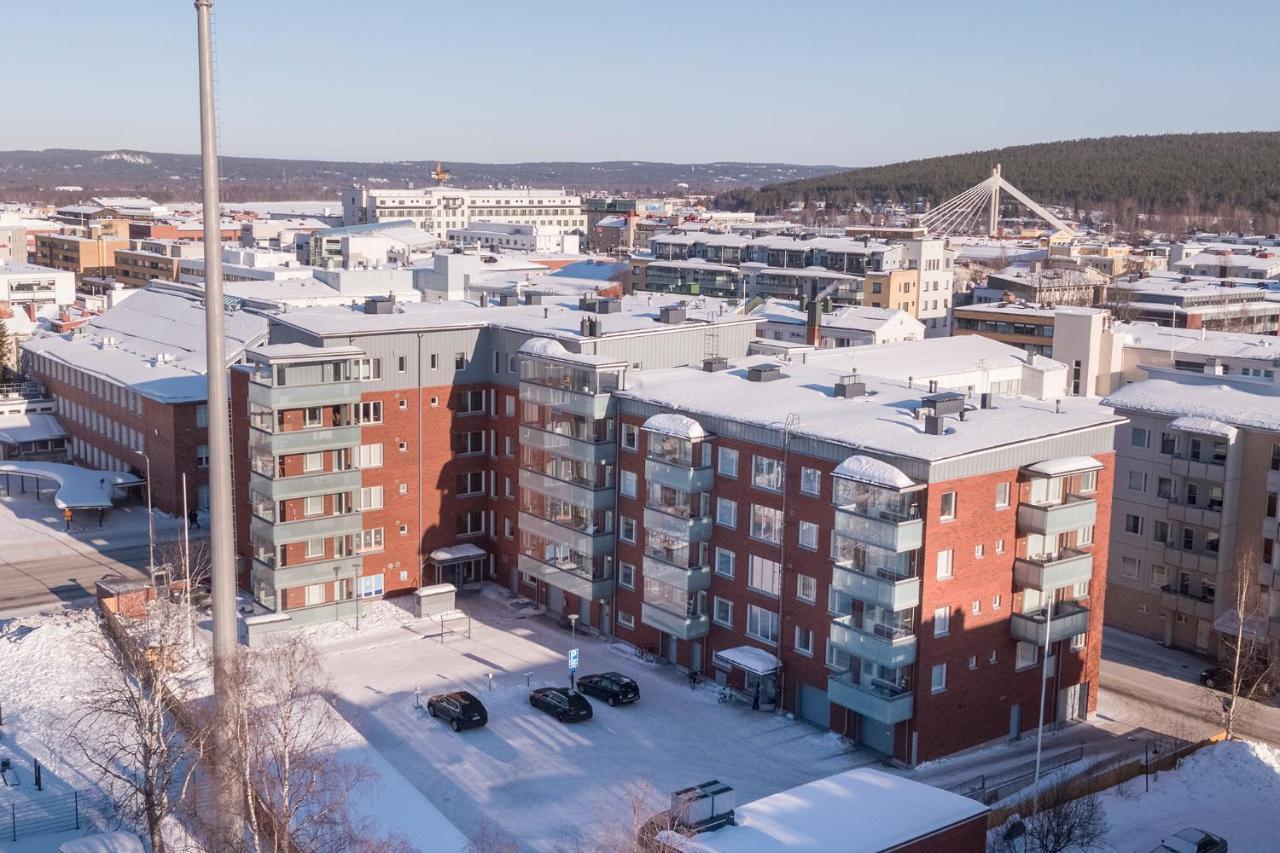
[3, 789, 95, 842]
[945, 746, 1084, 802]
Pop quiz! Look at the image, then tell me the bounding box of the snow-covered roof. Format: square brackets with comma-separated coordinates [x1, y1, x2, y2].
[1104, 376, 1280, 434]
[1114, 321, 1280, 362]
[519, 337, 570, 358]
[1022, 456, 1104, 478]
[664, 767, 987, 853]
[832, 455, 915, 490]
[0, 462, 141, 509]
[643, 413, 707, 440]
[1168, 416, 1238, 440]
[750, 299, 921, 334]
[57, 831, 146, 853]
[713, 645, 778, 675]
[0, 413, 67, 445]
[429, 544, 486, 562]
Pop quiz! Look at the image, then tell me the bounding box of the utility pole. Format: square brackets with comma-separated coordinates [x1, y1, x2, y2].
[988, 164, 1002, 238]
[195, 0, 241, 839]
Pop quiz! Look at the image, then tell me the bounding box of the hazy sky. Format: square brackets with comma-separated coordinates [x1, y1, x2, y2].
[5, 0, 1277, 166]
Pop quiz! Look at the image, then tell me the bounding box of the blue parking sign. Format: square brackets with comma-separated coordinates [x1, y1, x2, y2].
[569, 648, 579, 671]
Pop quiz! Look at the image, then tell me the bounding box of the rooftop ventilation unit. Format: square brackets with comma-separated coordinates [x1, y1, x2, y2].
[578, 295, 598, 312]
[595, 298, 621, 314]
[747, 364, 782, 383]
[702, 356, 729, 372]
[524, 292, 543, 306]
[497, 293, 519, 307]
[579, 316, 602, 338]
[670, 781, 735, 834]
[660, 305, 686, 325]
[364, 296, 394, 315]
[924, 414, 945, 435]
[834, 372, 867, 398]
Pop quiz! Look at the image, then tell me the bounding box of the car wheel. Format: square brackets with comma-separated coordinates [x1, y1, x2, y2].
[607, 697, 616, 707]
[451, 720, 461, 732]
[1206, 678, 1216, 689]
[428, 704, 436, 717]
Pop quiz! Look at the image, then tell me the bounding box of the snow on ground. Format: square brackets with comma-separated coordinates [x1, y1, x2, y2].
[314, 589, 871, 852]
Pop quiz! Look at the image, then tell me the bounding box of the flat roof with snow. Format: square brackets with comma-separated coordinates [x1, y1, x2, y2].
[1104, 374, 1280, 433]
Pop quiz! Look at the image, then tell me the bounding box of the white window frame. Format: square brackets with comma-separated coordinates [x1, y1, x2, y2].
[718, 446, 739, 478]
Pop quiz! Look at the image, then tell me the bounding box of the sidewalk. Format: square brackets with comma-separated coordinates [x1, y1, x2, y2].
[0, 489, 203, 563]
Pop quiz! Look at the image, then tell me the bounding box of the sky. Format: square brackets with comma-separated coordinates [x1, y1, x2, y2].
[3, 0, 1278, 167]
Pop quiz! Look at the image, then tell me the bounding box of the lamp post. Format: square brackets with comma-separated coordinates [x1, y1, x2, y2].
[568, 613, 579, 690]
[133, 449, 155, 576]
[1145, 739, 1161, 793]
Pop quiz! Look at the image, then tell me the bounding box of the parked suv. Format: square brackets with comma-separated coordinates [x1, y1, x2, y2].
[529, 687, 592, 722]
[576, 672, 640, 706]
[426, 691, 488, 732]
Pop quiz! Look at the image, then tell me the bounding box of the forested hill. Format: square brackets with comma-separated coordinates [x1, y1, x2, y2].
[717, 132, 1280, 223]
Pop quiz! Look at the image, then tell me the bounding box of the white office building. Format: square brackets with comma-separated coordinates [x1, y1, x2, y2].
[341, 186, 586, 241]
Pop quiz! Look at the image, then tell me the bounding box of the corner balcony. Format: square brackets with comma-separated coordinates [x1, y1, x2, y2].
[642, 555, 711, 594]
[831, 563, 920, 610]
[518, 425, 616, 464]
[261, 424, 362, 456]
[1011, 601, 1091, 646]
[640, 603, 710, 640]
[252, 555, 363, 592]
[829, 616, 917, 668]
[643, 507, 713, 543]
[1158, 586, 1216, 621]
[248, 379, 362, 410]
[1167, 501, 1223, 530]
[644, 457, 715, 493]
[249, 512, 363, 547]
[1013, 549, 1094, 592]
[1017, 495, 1097, 537]
[832, 507, 923, 553]
[827, 672, 914, 725]
[250, 468, 362, 501]
[519, 468, 615, 510]
[518, 381, 612, 419]
[517, 553, 614, 601]
[518, 511, 615, 557]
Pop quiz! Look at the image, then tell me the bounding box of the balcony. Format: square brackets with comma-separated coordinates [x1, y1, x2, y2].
[261, 425, 362, 456]
[1013, 549, 1094, 591]
[518, 425, 615, 464]
[519, 381, 611, 419]
[517, 553, 613, 600]
[1159, 586, 1216, 621]
[249, 512, 363, 547]
[832, 507, 923, 553]
[644, 457, 715, 493]
[248, 379, 362, 410]
[829, 616, 917, 668]
[249, 468, 362, 501]
[642, 555, 711, 594]
[1017, 495, 1097, 537]
[640, 603, 710, 640]
[831, 563, 920, 610]
[827, 673, 914, 725]
[1011, 601, 1091, 646]
[1167, 501, 1223, 530]
[519, 469, 615, 510]
[1169, 455, 1225, 484]
[643, 507, 713, 543]
[253, 555, 364, 591]
[518, 511, 615, 556]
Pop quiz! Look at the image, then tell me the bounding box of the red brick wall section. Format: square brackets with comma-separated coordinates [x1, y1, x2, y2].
[890, 814, 987, 853]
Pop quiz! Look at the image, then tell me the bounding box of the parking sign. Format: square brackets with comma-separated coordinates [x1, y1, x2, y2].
[569, 648, 579, 671]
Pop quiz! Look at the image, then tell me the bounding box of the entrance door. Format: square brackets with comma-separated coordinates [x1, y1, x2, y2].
[797, 682, 830, 728]
[859, 717, 895, 755]
[1196, 618, 1212, 651]
[690, 641, 703, 674]
[1009, 703, 1022, 740]
[579, 596, 592, 628]
[600, 603, 612, 636]
[547, 586, 566, 615]
[1058, 683, 1084, 724]
[665, 633, 678, 663]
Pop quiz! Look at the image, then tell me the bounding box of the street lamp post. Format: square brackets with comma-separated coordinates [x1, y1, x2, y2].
[568, 613, 579, 690]
[134, 449, 155, 576]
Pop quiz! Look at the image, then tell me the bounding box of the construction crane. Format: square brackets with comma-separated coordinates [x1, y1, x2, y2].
[431, 160, 451, 184]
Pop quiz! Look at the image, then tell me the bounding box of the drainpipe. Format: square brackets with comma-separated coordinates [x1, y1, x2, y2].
[417, 332, 424, 588]
[775, 414, 798, 711]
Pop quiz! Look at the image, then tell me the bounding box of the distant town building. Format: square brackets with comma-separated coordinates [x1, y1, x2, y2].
[341, 186, 587, 241]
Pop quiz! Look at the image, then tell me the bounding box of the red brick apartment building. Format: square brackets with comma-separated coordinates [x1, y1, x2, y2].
[226, 289, 1121, 764]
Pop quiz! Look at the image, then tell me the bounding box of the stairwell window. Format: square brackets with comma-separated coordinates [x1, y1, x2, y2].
[995, 481, 1010, 509]
[746, 604, 779, 645]
[794, 626, 814, 657]
[939, 491, 956, 521]
[936, 549, 953, 580]
[930, 663, 947, 694]
[933, 606, 950, 637]
[196, 444, 209, 468]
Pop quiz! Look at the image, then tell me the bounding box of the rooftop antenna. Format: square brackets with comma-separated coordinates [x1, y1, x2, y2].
[195, 0, 241, 839]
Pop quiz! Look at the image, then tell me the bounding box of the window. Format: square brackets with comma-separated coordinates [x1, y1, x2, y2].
[1131, 427, 1151, 448]
[303, 407, 323, 428]
[304, 495, 324, 517]
[968, 655, 978, 671]
[1151, 564, 1168, 588]
[355, 401, 382, 424]
[618, 562, 635, 591]
[457, 511, 484, 537]
[995, 481, 1010, 509]
[356, 486, 384, 510]
[617, 611, 635, 629]
[718, 447, 739, 478]
[305, 538, 325, 558]
[800, 467, 821, 496]
[1121, 556, 1139, 578]
[1070, 633, 1086, 651]
[352, 358, 381, 381]
[1015, 641, 1037, 670]
[355, 529, 384, 553]
[798, 521, 818, 551]
[714, 548, 735, 578]
[621, 424, 638, 451]
[1127, 471, 1147, 492]
[750, 504, 782, 543]
[748, 555, 782, 597]
[995, 538, 1005, 555]
[305, 583, 325, 607]
[1077, 526, 1095, 546]
[196, 444, 209, 468]
[397, 356, 407, 373]
[1182, 528, 1195, 551]
[454, 352, 467, 370]
[796, 574, 817, 603]
[453, 431, 485, 455]
[195, 404, 208, 428]
[356, 443, 383, 468]
[826, 639, 851, 671]
[716, 497, 737, 528]
[992, 594, 1002, 610]
[752, 455, 783, 491]
[620, 516, 637, 543]
[746, 604, 779, 645]
[939, 491, 956, 521]
[971, 599, 981, 615]
[1157, 477, 1174, 500]
[1152, 520, 1170, 545]
[989, 650, 998, 665]
[930, 663, 947, 693]
[458, 389, 485, 415]
[794, 626, 814, 656]
[456, 471, 484, 496]
[358, 573, 384, 598]
[1272, 445, 1280, 472]
[303, 452, 324, 473]
[974, 543, 985, 559]
[933, 606, 950, 637]
[936, 549, 953, 580]
[713, 597, 733, 628]
[1124, 514, 1144, 535]
[1160, 432, 1177, 455]
[398, 399, 408, 410]
[620, 470, 637, 498]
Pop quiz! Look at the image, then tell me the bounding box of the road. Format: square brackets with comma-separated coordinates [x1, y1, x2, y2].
[1099, 625, 1280, 748]
[0, 542, 151, 616]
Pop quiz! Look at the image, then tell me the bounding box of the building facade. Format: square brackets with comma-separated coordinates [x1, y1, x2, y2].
[341, 186, 587, 242]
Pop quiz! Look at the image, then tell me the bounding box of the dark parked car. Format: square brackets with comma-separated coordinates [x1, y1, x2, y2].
[1150, 827, 1228, 853]
[1200, 664, 1276, 697]
[529, 687, 593, 722]
[427, 691, 488, 731]
[576, 672, 640, 706]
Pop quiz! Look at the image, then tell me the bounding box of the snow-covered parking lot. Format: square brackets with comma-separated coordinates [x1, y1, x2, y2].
[311, 590, 870, 851]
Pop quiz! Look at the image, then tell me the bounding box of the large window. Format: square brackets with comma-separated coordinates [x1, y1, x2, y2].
[718, 447, 739, 478]
[620, 470, 637, 498]
[750, 504, 782, 543]
[358, 573, 385, 598]
[746, 604, 779, 645]
[800, 467, 821, 496]
[798, 521, 818, 551]
[355, 529, 384, 553]
[715, 498, 737, 528]
[752, 455, 783, 492]
[714, 547, 735, 578]
[713, 597, 733, 628]
[936, 549, 953, 580]
[356, 443, 383, 469]
[748, 554, 781, 596]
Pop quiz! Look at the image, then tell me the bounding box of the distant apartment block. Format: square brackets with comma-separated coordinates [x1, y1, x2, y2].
[34, 223, 130, 282]
[113, 239, 205, 288]
[341, 186, 587, 241]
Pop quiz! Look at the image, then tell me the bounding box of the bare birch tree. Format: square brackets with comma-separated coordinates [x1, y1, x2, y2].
[1214, 537, 1278, 740]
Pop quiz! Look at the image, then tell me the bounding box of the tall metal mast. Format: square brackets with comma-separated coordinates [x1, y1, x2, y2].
[195, 0, 241, 835]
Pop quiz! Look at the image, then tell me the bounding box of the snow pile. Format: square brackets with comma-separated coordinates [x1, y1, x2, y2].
[296, 599, 419, 646]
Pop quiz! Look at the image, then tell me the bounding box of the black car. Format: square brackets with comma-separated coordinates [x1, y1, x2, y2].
[1200, 664, 1276, 697]
[529, 687, 593, 722]
[576, 672, 640, 706]
[426, 690, 488, 731]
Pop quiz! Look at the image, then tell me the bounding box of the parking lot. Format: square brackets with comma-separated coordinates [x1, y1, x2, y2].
[313, 589, 869, 850]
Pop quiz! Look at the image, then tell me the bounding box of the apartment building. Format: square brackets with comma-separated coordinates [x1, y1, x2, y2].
[860, 268, 919, 314]
[608, 340, 1119, 762]
[900, 237, 954, 336]
[113, 239, 205, 288]
[33, 223, 130, 282]
[0, 262, 75, 308]
[751, 299, 924, 347]
[1103, 373, 1280, 660]
[984, 267, 1107, 307]
[21, 284, 269, 514]
[446, 221, 579, 254]
[341, 186, 587, 241]
[1105, 275, 1280, 335]
[1172, 248, 1280, 281]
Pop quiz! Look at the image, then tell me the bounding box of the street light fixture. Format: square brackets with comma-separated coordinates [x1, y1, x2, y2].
[133, 449, 155, 576]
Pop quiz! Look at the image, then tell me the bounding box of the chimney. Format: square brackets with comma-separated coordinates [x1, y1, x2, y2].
[980, 392, 993, 409]
[925, 415, 944, 435]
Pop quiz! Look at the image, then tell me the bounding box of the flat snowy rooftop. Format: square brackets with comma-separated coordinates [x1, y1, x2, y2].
[1116, 321, 1280, 361]
[1104, 375, 1280, 432]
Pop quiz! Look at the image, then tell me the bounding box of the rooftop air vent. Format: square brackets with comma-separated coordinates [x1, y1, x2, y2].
[702, 356, 729, 372]
[595, 298, 622, 314]
[747, 364, 782, 383]
[364, 296, 394, 315]
[524, 292, 543, 306]
[834, 372, 867, 398]
[660, 305, 686, 325]
[578, 295, 598, 312]
[497, 293, 519, 307]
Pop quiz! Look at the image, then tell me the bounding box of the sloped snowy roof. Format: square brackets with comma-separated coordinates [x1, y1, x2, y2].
[644, 413, 706, 440]
[519, 337, 570, 358]
[1168, 416, 1238, 440]
[1022, 456, 1104, 478]
[429, 544, 486, 562]
[832, 455, 914, 490]
[0, 413, 67, 445]
[713, 645, 778, 675]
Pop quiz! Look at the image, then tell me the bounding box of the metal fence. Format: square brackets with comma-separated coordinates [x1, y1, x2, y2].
[4, 790, 91, 843]
[944, 746, 1085, 802]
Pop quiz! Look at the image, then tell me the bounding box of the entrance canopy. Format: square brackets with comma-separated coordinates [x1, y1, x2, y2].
[0, 461, 142, 509]
[714, 645, 780, 676]
[428, 544, 487, 564]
